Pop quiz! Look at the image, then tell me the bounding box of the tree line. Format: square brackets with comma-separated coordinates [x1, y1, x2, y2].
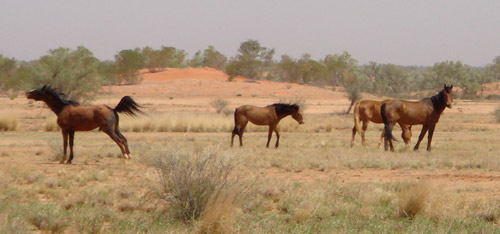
[1, 40, 500, 103]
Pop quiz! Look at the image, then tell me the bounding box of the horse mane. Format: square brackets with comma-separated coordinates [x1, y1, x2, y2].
[430, 89, 446, 111]
[44, 86, 80, 106]
[271, 103, 299, 116]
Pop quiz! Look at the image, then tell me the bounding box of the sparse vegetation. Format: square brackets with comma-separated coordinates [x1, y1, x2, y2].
[0, 114, 17, 131]
[210, 98, 229, 114]
[495, 106, 500, 123]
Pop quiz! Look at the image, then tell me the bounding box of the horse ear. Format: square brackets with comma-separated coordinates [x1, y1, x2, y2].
[41, 85, 47, 92]
[443, 84, 447, 90]
[450, 85, 453, 90]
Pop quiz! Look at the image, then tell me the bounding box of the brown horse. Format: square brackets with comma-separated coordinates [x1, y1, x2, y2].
[381, 84, 453, 152]
[351, 99, 412, 148]
[231, 103, 304, 148]
[27, 85, 143, 164]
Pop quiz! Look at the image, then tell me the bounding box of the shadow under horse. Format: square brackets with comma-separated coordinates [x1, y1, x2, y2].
[231, 103, 304, 148]
[380, 84, 453, 152]
[27, 85, 144, 164]
[351, 99, 412, 148]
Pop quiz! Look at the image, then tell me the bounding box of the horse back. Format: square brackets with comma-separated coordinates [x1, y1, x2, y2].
[57, 104, 114, 131]
[235, 105, 276, 126]
[357, 100, 384, 123]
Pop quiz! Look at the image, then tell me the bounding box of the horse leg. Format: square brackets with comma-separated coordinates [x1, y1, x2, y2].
[266, 126, 273, 148]
[361, 121, 368, 146]
[103, 128, 127, 159]
[67, 130, 75, 164]
[384, 123, 396, 152]
[350, 126, 356, 147]
[414, 125, 429, 151]
[426, 124, 436, 151]
[400, 124, 411, 147]
[378, 130, 384, 149]
[274, 127, 280, 148]
[116, 130, 131, 159]
[238, 122, 247, 147]
[60, 130, 68, 164]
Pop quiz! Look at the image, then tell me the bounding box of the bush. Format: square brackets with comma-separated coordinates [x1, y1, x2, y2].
[150, 149, 240, 224]
[210, 99, 229, 114]
[0, 115, 17, 131]
[397, 182, 428, 219]
[495, 106, 500, 123]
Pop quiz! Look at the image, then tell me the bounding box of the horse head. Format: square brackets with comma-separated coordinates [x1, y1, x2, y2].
[291, 105, 304, 124]
[26, 85, 47, 101]
[443, 84, 453, 108]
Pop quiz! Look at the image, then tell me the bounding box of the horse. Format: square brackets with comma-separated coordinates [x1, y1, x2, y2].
[351, 99, 412, 148]
[231, 103, 304, 148]
[26, 85, 144, 164]
[381, 84, 453, 152]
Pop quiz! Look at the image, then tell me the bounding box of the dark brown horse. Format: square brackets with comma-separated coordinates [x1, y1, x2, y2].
[231, 103, 304, 148]
[381, 84, 453, 152]
[27, 85, 143, 164]
[351, 99, 412, 148]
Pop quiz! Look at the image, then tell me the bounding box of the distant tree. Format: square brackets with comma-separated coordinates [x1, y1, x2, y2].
[189, 46, 227, 70]
[424, 61, 480, 99]
[28, 46, 102, 102]
[97, 60, 118, 85]
[114, 48, 145, 84]
[344, 71, 370, 113]
[0, 55, 18, 92]
[226, 40, 275, 80]
[322, 51, 358, 86]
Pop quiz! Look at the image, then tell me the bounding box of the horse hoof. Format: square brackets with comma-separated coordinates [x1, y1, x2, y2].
[66, 161, 72, 164]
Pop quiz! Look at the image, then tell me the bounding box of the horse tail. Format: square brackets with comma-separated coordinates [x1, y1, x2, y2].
[380, 103, 397, 142]
[114, 96, 144, 116]
[232, 108, 239, 135]
[353, 102, 362, 135]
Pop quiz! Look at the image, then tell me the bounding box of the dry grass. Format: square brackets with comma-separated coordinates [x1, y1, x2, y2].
[0, 114, 17, 131]
[396, 181, 429, 219]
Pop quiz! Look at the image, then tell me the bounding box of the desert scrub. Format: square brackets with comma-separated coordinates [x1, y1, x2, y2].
[44, 117, 60, 132]
[0, 114, 17, 131]
[210, 98, 229, 114]
[495, 106, 500, 123]
[148, 147, 246, 228]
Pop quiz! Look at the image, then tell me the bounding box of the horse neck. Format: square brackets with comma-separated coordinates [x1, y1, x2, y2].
[430, 92, 446, 113]
[42, 97, 67, 114]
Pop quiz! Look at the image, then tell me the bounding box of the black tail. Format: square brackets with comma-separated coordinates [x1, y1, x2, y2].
[380, 103, 397, 142]
[232, 108, 239, 135]
[114, 96, 144, 116]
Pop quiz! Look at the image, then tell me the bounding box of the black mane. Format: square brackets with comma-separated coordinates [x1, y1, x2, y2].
[43, 86, 80, 106]
[271, 103, 299, 116]
[430, 89, 447, 111]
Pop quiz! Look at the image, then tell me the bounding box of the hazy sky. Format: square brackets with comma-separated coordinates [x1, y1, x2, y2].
[1, 0, 499, 66]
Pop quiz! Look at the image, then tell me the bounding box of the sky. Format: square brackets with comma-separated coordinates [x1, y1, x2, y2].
[1, 0, 499, 66]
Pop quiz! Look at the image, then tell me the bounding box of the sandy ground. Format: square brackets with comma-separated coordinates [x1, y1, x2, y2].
[2, 67, 500, 201]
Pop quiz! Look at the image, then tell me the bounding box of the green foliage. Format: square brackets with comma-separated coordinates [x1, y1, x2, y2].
[226, 40, 275, 80]
[423, 61, 481, 99]
[114, 48, 145, 84]
[28, 46, 102, 102]
[190, 46, 227, 70]
[322, 51, 358, 86]
[276, 54, 328, 84]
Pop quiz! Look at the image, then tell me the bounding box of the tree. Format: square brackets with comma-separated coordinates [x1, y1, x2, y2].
[226, 40, 275, 80]
[0, 55, 18, 92]
[114, 48, 145, 84]
[424, 61, 480, 99]
[28, 46, 102, 102]
[322, 51, 358, 86]
[189, 46, 227, 70]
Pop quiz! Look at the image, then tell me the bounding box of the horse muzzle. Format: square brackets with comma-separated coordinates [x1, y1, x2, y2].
[446, 104, 452, 108]
[299, 120, 304, 124]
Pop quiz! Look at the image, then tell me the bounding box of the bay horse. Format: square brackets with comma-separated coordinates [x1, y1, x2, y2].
[231, 103, 304, 148]
[351, 99, 412, 148]
[381, 84, 453, 152]
[27, 85, 143, 164]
